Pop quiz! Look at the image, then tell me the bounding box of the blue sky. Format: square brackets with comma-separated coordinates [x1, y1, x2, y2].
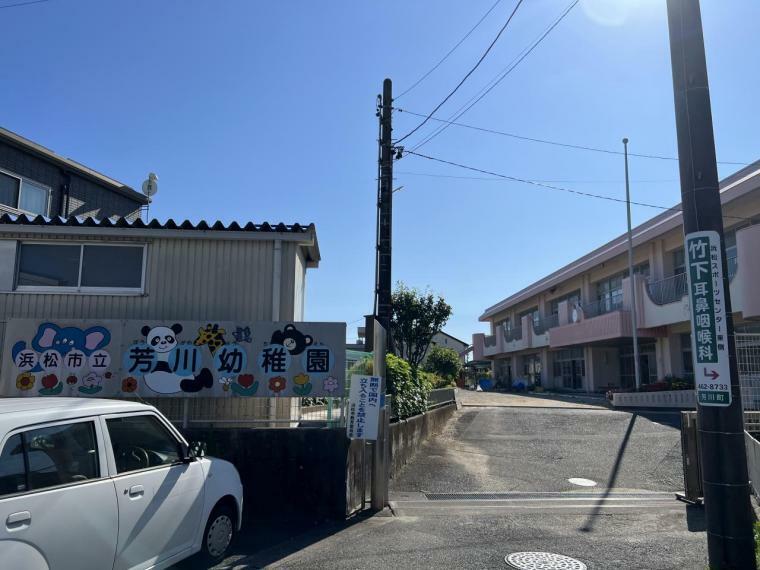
[2, 0, 758, 343]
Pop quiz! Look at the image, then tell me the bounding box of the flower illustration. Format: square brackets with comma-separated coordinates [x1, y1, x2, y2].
[121, 377, 138, 393]
[269, 376, 287, 393]
[323, 376, 339, 394]
[82, 372, 102, 389]
[41, 374, 58, 390]
[219, 376, 233, 392]
[238, 374, 255, 388]
[66, 375, 78, 385]
[293, 373, 310, 386]
[16, 372, 35, 391]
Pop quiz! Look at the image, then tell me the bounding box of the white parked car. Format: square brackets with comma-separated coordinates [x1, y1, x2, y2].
[0, 398, 243, 569]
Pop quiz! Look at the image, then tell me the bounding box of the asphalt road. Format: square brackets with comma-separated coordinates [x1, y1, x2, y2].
[196, 392, 707, 569]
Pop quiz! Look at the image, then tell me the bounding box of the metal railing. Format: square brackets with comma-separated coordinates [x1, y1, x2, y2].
[533, 313, 559, 335]
[484, 334, 497, 347]
[505, 326, 523, 342]
[646, 272, 688, 305]
[582, 297, 623, 318]
[647, 258, 737, 306]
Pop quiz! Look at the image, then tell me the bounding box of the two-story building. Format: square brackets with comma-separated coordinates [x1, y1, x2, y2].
[472, 160, 760, 393]
[0, 127, 147, 220]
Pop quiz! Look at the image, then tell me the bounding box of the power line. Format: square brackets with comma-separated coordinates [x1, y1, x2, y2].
[396, 171, 678, 183]
[396, 0, 504, 101]
[0, 0, 51, 8]
[401, 149, 753, 221]
[409, 0, 579, 153]
[397, 109, 750, 166]
[394, 0, 525, 146]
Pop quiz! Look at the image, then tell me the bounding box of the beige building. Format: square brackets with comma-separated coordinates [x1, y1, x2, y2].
[472, 160, 760, 393]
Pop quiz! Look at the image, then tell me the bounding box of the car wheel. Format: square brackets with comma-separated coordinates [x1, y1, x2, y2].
[201, 504, 235, 562]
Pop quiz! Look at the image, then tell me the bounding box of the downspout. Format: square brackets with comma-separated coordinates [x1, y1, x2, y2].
[269, 239, 283, 425]
[59, 172, 72, 218]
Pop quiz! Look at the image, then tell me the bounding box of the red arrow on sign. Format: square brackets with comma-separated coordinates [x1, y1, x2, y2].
[703, 368, 719, 380]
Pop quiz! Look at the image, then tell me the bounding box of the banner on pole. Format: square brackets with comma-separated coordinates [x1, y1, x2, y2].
[685, 230, 731, 406]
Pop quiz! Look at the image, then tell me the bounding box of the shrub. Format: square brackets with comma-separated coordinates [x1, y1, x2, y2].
[347, 354, 430, 419]
[424, 346, 463, 382]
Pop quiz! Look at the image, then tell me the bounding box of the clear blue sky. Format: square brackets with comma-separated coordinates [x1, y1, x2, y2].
[2, 0, 758, 343]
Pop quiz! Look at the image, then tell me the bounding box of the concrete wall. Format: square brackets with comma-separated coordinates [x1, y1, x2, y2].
[389, 403, 456, 478]
[591, 346, 621, 390]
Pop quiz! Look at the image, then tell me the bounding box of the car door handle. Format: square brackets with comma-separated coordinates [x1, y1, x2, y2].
[6, 511, 31, 529]
[128, 485, 144, 498]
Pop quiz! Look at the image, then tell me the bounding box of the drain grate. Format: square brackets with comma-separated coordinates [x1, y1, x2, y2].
[506, 552, 587, 570]
[426, 492, 524, 501]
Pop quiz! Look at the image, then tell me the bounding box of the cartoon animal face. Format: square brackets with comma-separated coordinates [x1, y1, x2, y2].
[32, 323, 110, 356]
[270, 324, 313, 355]
[141, 324, 182, 354]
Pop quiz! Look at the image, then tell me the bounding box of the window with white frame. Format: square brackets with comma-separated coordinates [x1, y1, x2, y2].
[16, 243, 145, 292]
[0, 170, 50, 216]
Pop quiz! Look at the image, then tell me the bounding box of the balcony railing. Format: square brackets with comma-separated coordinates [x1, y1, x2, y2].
[533, 313, 559, 335]
[647, 258, 738, 306]
[505, 326, 523, 342]
[484, 334, 497, 347]
[647, 272, 688, 305]
[582, 297, 623, 318]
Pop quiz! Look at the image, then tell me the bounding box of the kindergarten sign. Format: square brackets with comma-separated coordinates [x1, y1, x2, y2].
[2, 319, 345, 399]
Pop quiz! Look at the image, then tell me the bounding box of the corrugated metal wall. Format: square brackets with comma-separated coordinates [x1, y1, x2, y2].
[0, 232, 296, 322]
[0, 231, 310, 425]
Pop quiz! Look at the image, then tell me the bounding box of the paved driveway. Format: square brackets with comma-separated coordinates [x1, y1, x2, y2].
[200, 392, 707, 569]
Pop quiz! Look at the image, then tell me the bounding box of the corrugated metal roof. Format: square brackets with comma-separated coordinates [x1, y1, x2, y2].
[0, 212, 312, 233]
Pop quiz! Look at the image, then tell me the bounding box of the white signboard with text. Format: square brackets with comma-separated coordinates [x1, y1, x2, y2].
[346, 374, 381, 440]
[685, 230, 731, 406]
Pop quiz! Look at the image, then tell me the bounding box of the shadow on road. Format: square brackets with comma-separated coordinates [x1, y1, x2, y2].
[580, 413, 638, 533]
[175, 512, 373, 569]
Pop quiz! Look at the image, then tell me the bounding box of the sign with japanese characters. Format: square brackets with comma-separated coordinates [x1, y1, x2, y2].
[685, 231, 731, 406]
[346, 375, 381, 440]
[1, 319, 345, 399]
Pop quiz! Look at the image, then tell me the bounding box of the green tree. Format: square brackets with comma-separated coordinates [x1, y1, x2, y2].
[424, 346, 462, 382]
[348, 354, 429, 419]
[390, 283, 452, 370]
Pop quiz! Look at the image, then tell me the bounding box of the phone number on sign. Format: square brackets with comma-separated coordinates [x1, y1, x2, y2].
[699, 383, 729, 391]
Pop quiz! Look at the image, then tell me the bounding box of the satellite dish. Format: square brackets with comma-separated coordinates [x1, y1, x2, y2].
[141, 173, 158, 200]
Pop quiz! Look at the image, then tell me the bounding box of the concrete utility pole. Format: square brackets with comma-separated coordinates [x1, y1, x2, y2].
[370, 78, 393, 511]
[623, 139, 641, 391]
[666, 1, 755, 567]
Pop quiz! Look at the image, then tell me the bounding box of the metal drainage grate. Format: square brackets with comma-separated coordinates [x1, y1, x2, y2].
[505, 552, 587, 570]
[426, 492, 528, 501]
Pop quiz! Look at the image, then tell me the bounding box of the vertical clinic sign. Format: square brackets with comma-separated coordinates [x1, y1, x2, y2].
[346, 375, 381, 440]
[685, 231, 731, 406]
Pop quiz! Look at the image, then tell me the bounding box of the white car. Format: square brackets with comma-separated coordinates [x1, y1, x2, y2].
[0, 398, 243, 569]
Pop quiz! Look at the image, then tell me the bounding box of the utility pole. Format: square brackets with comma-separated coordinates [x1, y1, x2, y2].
[370, 78, 393, 512]
[623, 139, 641, 391]
[666, 1, 755, 568]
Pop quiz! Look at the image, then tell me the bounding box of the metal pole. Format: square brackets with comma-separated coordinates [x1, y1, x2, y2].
[371, 319, 389, 511]
[623, 138, 641, 391]
[666, 1, 755, 567]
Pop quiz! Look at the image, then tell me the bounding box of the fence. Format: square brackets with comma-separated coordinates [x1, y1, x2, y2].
[738, 333, 760, 412]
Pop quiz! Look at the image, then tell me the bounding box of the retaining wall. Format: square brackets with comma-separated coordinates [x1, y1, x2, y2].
[389, 403, 456, 478]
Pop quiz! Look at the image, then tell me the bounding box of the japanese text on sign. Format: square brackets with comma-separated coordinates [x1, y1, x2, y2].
[346, 375, 381, 440]
[686, 231, 731, 406]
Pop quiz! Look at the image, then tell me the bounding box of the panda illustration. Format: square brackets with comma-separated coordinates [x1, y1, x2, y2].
[141, 324, 212, 394]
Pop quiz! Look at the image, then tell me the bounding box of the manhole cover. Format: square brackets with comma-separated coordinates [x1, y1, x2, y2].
[567, 477, 597, 487]
[506, 552, 587, 570]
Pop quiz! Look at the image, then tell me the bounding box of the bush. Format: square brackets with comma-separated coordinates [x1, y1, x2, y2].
[418, 369, 452, 389]
[346, 354, 430, 419]
[423, 346, 463, 382]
